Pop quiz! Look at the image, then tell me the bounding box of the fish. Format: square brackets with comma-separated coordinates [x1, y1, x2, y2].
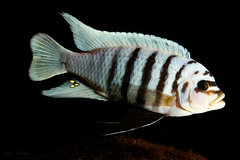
[29, 13, 225, 135]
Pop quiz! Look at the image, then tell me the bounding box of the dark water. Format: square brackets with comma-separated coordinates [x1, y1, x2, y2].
[2, 1, 238, 159]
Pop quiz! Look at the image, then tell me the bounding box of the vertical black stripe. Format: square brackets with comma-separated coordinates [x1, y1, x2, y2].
[107, 49, 121, 95]
[171, 60, 197, 94]
[121, 48, 140, 101]
[181, 82, 189, 93]
[136, 51, 157, 105]
[171, 64, 186, 93]
[187, 60, 197, 64]
[154, 55, 176, 106]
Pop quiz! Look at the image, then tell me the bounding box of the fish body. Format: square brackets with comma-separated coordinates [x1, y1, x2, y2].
[29, 13, 225, 132]
[56, 46, 197, 116]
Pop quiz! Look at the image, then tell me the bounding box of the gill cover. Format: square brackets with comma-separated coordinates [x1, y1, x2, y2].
[177, 82, 190, 111]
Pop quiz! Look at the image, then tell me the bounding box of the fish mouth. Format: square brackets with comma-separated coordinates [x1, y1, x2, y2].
[209, 92, 225, 106]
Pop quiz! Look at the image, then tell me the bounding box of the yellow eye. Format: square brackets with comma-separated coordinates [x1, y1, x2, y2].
[197, 80, 209, 91]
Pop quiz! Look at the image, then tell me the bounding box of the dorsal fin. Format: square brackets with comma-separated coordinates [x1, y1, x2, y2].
[62, 13, 191, 59]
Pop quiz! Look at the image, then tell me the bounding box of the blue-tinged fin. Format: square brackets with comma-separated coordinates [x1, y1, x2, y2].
[29, 33, 72, 81]
[62, 13, 190, 59]
[42, 79, 108, 101]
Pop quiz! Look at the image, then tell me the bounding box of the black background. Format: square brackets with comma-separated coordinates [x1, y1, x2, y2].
[1, 1, 238, 159]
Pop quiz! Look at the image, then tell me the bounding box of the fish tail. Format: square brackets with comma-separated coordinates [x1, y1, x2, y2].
[29, 33, 72, 81]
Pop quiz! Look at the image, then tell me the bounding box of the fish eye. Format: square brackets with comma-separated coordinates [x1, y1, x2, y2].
[197, 80, 209, 91]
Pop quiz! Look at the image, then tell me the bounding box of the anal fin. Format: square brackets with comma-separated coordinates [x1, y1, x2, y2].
[42, 79, 108, 101]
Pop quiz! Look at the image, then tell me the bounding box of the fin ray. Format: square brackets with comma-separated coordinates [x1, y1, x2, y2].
[100, 108, 165, 136]
[62, 13, 190, 59]
[29, 33, 72, 81]
[42, 79, 108, 101]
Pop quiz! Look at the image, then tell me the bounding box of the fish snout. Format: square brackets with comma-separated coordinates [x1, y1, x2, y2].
[209, 91, 225, 107]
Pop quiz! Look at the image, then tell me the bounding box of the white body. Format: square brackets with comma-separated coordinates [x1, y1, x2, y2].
[67, 47, 190, 116]
[29, 13, 225, 117]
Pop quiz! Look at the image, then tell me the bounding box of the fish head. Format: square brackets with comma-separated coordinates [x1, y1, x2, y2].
[177, 64, 225, 114]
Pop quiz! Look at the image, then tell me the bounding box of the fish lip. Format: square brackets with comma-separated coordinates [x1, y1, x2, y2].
[209, 92, 225, 106]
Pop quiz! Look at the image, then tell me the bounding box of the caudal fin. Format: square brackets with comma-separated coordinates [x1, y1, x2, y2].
[29, 33, 72, 81]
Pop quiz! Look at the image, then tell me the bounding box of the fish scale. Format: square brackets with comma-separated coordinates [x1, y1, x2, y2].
[67, 46, 176, 105]
[29, 13, 225, 120]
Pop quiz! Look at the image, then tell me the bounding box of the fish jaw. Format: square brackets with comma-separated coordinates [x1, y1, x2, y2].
[209, 92, 225, 110]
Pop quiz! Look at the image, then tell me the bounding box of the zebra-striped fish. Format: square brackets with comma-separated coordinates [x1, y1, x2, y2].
[29, 13, 225, 133]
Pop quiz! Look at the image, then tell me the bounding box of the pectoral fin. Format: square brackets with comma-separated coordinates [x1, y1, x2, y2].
[99, 108, 165, 136]
[42, 79, 108, 101]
